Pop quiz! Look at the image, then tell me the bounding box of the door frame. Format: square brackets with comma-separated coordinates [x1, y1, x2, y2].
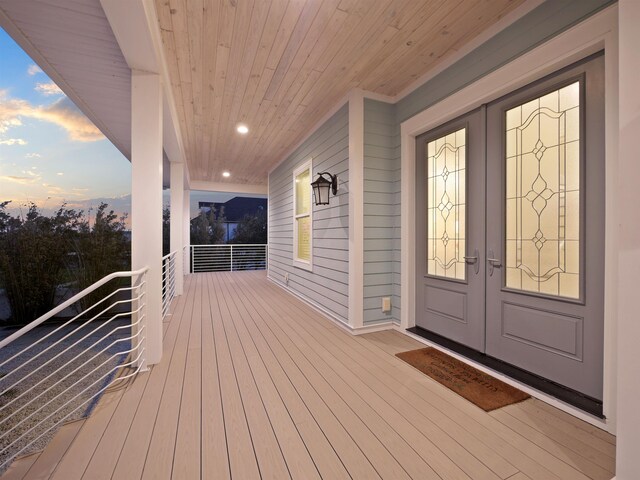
[400, 5, 618, 431]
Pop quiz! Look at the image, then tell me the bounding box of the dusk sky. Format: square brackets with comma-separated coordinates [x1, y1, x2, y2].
[0, 27, 265, 224]
[0, 27, 133, 219]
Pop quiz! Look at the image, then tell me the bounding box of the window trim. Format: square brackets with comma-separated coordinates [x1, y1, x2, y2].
[293, 159, 313, 271]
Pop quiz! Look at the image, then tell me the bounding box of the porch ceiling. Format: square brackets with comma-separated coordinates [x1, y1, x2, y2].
[155, 0, 525, 185]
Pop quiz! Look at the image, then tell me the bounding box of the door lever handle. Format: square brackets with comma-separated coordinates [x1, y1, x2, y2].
[464, 249, 480, 274]
[487, 250, 501, 276]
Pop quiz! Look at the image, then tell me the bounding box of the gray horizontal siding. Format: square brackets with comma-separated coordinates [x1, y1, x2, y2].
[268, 104, 349, 324]
[363, 98, 399, 325]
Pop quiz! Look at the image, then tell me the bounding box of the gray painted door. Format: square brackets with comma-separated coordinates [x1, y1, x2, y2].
[485, 54, 605, 400]
[416, 109, 486, 351]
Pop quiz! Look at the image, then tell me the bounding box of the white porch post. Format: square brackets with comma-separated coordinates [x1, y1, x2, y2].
[616, 1, 640, 478]
[170, 162, 184, 294]
[131, 70, 163, 367]
[183, 189, 190, 274]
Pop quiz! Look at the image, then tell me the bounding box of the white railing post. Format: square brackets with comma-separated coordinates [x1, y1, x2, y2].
[230, 245, 234, 272]
[131, 70, 163, 366]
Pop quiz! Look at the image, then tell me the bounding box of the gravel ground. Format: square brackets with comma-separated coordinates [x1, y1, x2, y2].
[0, 319, 132, 473]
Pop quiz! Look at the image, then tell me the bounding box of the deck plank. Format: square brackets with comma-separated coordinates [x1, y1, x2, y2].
[200, 273, 232, 479]
[210, 273, 292, 480]
[205, 275, 261, 480]
[139, 272, 197, 480]
[108, 274, 193, 480]
[12, 271, 615, 480]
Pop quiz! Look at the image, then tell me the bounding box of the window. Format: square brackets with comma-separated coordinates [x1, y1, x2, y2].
[505, 81, 580, 298]
[293, 160, 312, 270]
[426, 127, 467, 280]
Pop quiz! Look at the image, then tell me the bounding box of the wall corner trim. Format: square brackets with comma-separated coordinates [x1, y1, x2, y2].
[348, 90, 365, 329]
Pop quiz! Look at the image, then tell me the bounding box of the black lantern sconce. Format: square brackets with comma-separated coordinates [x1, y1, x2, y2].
[310, 172, 338, 206]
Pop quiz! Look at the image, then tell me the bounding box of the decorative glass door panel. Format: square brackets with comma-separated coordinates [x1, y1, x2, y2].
[426, 128, 466, 281]
[505, 82, 581, 298]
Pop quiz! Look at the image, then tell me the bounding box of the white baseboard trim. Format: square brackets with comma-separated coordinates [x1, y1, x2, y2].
[392, 324, 614, 433]
[267, 275, 396, 335]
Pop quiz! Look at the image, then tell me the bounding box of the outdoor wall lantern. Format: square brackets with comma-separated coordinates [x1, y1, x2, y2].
[311, 172, 338, 205]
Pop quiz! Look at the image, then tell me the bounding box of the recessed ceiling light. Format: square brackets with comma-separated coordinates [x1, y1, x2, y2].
[222, 171, 231, 178]
[236, 123, 249, 134]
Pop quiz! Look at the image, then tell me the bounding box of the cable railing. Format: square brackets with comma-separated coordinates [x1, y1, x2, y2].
[0, 267, 148, 472]
[162, 251, 177, 319]
[190, 244, 267, 273]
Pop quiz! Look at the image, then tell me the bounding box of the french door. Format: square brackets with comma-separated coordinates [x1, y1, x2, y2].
[416, 53, 605, 400]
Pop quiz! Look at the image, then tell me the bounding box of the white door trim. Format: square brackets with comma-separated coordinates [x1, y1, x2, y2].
[400, 4, 618, 431]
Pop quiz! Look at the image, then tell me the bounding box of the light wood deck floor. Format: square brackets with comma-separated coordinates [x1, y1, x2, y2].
[3, 271, 616, 480]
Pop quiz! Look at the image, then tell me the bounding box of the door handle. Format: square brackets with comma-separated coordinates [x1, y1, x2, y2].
[487, 250, 501, 276]
[464, 249, 480, 274]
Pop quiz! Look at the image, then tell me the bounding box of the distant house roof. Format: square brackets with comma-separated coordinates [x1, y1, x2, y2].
[198, 197, 267, 222]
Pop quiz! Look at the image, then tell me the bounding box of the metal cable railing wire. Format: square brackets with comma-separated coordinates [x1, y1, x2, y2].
[190, 244, 267, 273]
[0, 268, 148, 473]
[162, 252, 177, 318]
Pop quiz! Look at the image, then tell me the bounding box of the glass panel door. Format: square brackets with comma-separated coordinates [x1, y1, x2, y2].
[485, 53, 605, 400]
[415, 109, 486, 352]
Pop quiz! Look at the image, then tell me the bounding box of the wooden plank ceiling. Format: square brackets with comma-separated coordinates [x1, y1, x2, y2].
[155, 0, 525, 185]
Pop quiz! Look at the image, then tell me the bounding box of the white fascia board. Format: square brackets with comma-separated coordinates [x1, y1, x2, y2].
[190, 181, 268, 195]
[102, 0, 187, 168]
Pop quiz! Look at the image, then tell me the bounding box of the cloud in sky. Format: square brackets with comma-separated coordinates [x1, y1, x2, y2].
[35, 82, 64, 96]
[27, 64, 42, 76]
[25, 152, 41, 158]
[0, 90, 104, 142]
[1, 173, 41, 185]
[0, 138, 27, 145]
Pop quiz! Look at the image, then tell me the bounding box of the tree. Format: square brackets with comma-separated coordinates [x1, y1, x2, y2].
[69, 203, 130, 309]
[229, 206, 267, 244]
[0, 202, 83, 325]
[190, 206, 226, 245]
[0, 201, 131, 326]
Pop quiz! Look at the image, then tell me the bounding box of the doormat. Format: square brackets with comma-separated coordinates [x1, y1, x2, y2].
[396, 347, 530, 411]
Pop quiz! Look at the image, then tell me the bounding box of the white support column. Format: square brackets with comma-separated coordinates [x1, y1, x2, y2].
[348, 90, 364, 330]
[616, 1, 640, 478]
[170, 162, 184, 295]
[131, 70, 163, 367]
